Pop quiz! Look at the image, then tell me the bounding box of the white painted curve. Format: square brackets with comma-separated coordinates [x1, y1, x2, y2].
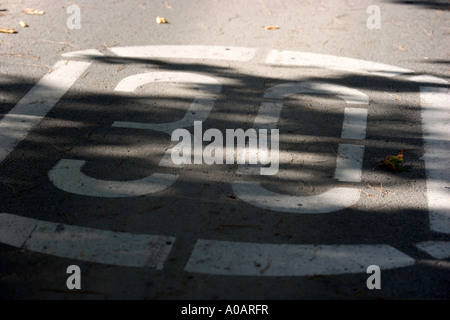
[0, 213, 175, 268]
[49, 159, 178, 197]
[233, 82, 369, 214]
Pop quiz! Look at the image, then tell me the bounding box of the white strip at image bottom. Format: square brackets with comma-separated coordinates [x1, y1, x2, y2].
[0, 213, 175, 269]
[0, 213, 416, 276]
[185, 239, 415, 276]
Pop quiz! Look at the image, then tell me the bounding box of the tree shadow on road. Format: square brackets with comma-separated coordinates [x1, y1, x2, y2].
[0, 52, 449, 300]
[387, 0, 450, 10]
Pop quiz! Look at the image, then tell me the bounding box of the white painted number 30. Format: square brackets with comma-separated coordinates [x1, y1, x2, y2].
[0, 46, 448, 277]
[41, 46, 450, 225]
[47, 49, 370, 216]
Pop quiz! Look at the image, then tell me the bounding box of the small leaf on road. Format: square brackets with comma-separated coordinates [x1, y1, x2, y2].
[156, 16, 168, 24]
[384, 91, 401, 101]
[394, 44, 407, 52]
[22, 8, 45, 15]
[423, 28, 433, 36]
[373, 150, 411, 172]
[264, 25, 279, 30]
[0, 28, 17, 33]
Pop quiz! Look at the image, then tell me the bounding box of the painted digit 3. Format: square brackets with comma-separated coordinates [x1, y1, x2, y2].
[49, 71, 222, 197]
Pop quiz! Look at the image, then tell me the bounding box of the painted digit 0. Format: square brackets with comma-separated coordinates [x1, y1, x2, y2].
[232, 82, 369, 214]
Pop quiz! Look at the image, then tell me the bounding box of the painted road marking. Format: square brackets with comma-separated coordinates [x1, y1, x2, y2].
[411, 75, 450, 235]
[263, 82, 369, 104]
[265, 50, 413, 77]
[334, 144, 365, 183]
[231, 182, 360, 214]
[0, 213, 175, 268]
[110, 45, 257, 61]
[341, 108, 368, 140]
[49, 159, 178, 197]
[1, 46, 448, 275]
[112, 72, 222, 134]
[233, 82, 368, 213]
[253, 102, 282, 130]
[112, 72, 222, 169]
[184, 239, 415, 276]
[263, 49, 448, 234]
[415, 241, 450, 260]
[61, 49, 104, 59]
[0, 60, 91, 164]
[50, 72, 222, 196]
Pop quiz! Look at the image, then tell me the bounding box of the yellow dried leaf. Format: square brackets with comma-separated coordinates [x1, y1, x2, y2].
[156, 16, 168, 24]
[423, 28, 433, 36]
[264, 25, 279, 30]
[394, 44, 407, 52]
[373, 150, 410, 172]
[0, 28, 17, 34]
[19, 21, 28, 27]
[22, 8, 45, 15]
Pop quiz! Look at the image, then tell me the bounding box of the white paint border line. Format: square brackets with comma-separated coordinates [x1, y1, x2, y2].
[185, 239, 415, 276]
[110, 45, 257, 62]
[0, 60, 91, 164]
[1, 46, 443, 275]
[411, 75, 450, 235]
[0, 213, 175, 268]
[61, 49, 104, 59]
[265, 50, 413, 77]
[415, 241, 450, 260]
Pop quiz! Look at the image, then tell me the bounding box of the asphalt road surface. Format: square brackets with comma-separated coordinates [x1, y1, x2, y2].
[0, 0, 449, 300]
